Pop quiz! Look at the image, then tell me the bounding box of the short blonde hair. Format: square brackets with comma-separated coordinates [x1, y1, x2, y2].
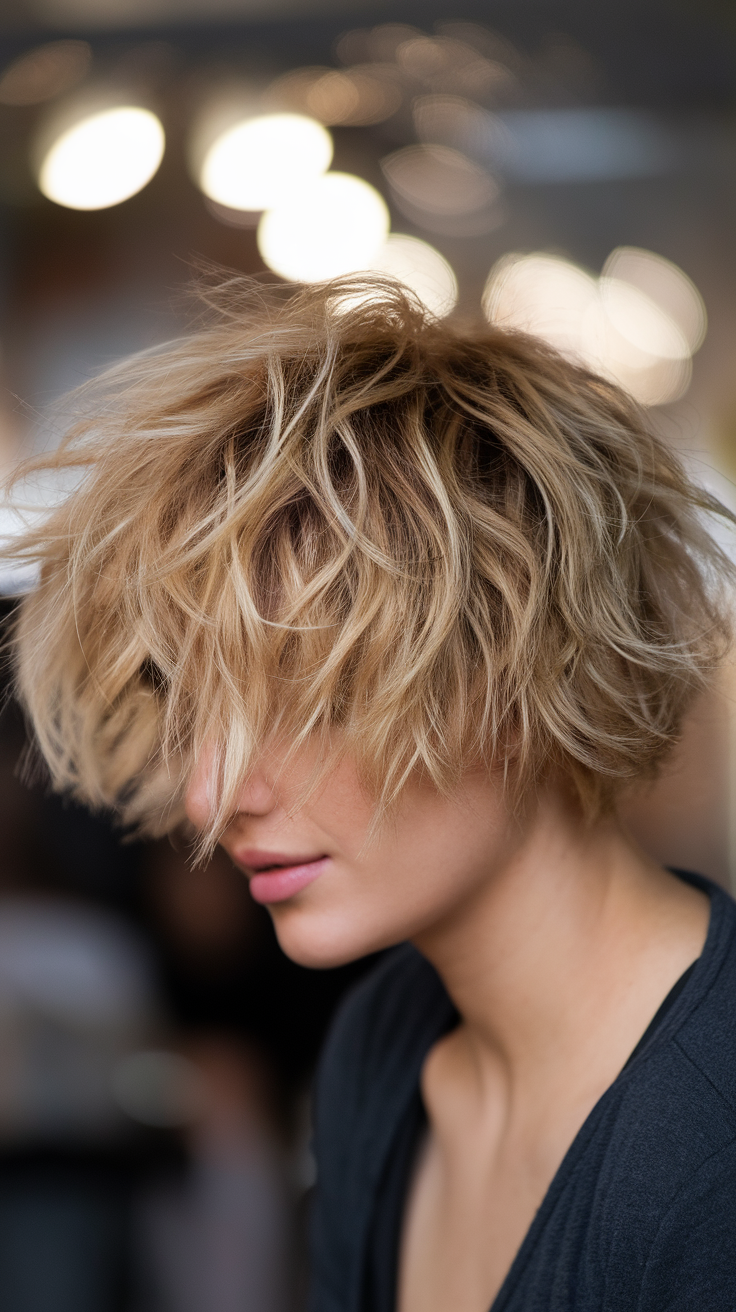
[7, 275, 734, 849]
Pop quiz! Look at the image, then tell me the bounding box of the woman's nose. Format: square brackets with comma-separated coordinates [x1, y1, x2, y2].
[185, 747, 277, 830]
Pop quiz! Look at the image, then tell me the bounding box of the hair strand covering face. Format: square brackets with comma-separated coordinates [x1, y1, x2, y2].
[5, 273, 735, 855]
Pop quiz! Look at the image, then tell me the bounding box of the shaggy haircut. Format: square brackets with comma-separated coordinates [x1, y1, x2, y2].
[6, 275, 734, 851]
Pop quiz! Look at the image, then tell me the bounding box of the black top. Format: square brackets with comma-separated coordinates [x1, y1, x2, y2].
[309, 871, 736, 1312]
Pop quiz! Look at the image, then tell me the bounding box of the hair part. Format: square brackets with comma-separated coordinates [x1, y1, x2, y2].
[6, 274, 734, 853]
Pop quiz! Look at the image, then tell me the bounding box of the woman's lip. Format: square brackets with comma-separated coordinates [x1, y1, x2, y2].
[235, 853, 330, 905]
[235, 848, 324, 871]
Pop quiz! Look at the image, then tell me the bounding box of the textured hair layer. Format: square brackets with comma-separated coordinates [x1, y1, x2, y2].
[6, 275, 734, 849]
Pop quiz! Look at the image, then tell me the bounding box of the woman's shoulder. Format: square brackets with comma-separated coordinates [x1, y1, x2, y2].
[641, 874, 736, 1124]
[605, 877, 736, 1164]
[668, 880, 736, 1102]
[581, 881, 736, 1301]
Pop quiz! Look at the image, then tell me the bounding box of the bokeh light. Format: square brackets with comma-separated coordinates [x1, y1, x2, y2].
[257, 172, 390, 283]
[0, 40, 91, 106]
[584, 280, 692, 405]
[381, 143, 500, 236]
[382, 144, 497, 216]
[413, 93, 496, 153]
[483, 250, 703, 406]
[264, 65, 402, 126]
[395, 34, 513, 98]
[199, 112, 332, 212]
[483, 253, 598, 357]
[37, 106, 165, 211]
[367, 234, 458, 317]
[602, 247, 707, 353]
[335, 24, 423, 65]
[335, 235, 458, 318]
[597, 278, 689, 361]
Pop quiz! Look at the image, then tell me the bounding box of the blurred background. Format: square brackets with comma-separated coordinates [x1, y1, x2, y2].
[0, 0, 736, 1308]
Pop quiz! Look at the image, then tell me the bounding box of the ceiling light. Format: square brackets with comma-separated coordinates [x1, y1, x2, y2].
[601, 247, 706, 353]
[396, 35, 512, 98]
[483, 253, 598, 358]
[483, 251, 695, 406]
[265, 65, 401, 126]
[37, 105, 165, 211]
[199, 113, 332, 213]
[367, 234, 458, 318]
[382, 143, 501, 237]
[257, 172, 389, 283]
[382, 144, 497, 217]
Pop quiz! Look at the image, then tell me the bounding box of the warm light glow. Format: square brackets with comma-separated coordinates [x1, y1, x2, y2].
[38, 106, 165, 211]
[199, 113, 333, 212]
[597, 278, 689, 361]
[308, 66, 401, 125]
[413, 93, 493, 151]
[0, 40, 91, 106]
[483, 253, 598, 358]
[257, 172, 390, 283]
[381, 143, 501, 237]
[395, 35, 512, 98]
[382, 144, 497, 217]
[265, 65, 402, 126]
[583, 284, 692, 406]
[483, 250, 697, 406]
[367, 234, 458, 318]
[335, 23, 423, 64]
[602, 247, 706, 353]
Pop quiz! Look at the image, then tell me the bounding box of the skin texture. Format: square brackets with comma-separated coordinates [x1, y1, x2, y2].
[185, 743, 710, 1312]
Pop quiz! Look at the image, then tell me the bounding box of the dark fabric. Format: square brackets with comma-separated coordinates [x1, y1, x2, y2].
[364, 1092, 426, 1312]
[309, 870, 736, 1312]
[620, 957, 697, 1072]
[363, 955, 702, 1312]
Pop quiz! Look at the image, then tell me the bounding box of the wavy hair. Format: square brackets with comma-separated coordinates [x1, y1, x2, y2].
[6, 275, 734, 850]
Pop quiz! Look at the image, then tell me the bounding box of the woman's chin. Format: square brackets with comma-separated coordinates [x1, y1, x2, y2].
[266, 901, 397, 970]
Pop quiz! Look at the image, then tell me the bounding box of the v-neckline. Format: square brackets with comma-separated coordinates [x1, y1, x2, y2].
[486, 888, 716, 1312]
[386, 872, 720, 1312]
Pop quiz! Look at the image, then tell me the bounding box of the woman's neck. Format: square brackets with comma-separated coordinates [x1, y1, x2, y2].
[411, 788, 710, 1104]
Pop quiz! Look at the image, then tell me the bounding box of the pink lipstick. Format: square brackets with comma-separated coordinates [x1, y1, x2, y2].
[235, 849, 329, 904]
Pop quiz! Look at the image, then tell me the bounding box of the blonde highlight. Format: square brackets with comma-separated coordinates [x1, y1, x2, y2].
[6, 274, 734, 851]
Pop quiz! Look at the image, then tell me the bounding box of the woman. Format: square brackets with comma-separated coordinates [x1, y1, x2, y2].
[8, 278, 736, 1310]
